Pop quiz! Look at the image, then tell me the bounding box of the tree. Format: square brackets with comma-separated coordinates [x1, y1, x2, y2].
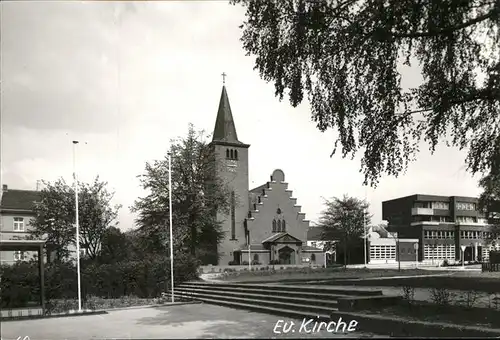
[318, 195, 371, 267]
[131, 124, 233, 265]
[97, 227, 132, 264]
[29, 177, 121, 262]
[231, 0, 500, 186]
[478, 167, 500, 250]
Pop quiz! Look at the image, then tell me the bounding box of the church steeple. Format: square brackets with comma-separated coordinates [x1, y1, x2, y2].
[212, 84, 241, 143]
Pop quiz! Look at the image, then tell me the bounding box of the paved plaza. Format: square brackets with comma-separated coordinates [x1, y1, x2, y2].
[2, 303, 381, 339]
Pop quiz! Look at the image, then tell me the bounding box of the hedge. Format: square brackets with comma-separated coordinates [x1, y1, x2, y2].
[0, 254, 199, 309]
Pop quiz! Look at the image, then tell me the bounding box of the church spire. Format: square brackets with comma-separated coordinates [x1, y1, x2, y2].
[212, 78, 241, 143]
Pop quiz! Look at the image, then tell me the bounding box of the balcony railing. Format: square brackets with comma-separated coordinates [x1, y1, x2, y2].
[411, 207, 434, 216]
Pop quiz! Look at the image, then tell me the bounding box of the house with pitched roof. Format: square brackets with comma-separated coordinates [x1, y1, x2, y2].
[0, 184, 41, 263]
[209, 84, 324, 266]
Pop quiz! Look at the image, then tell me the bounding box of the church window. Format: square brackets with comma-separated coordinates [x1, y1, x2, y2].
[234, 150, 238, 160]
[272, 219, 277, 232]
[230, 149, 234, 159]
[230, 191, 236, 239]
[282, 220, 286, 232]
[226, 149, 230, 159]
[277, 220, 282, 232]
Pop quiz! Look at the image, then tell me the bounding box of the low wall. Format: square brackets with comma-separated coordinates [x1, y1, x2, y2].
[330, 310, 500, 337]
[337, 296, 402, 312]
[199, 264, 323, 274]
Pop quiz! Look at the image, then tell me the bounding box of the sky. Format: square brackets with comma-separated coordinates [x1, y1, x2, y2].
[1, 1, 483, 231]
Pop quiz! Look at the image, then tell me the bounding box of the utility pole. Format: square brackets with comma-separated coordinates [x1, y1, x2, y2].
[72, 141, 82, 312]
[168, 153, 174, 303]
[363, 208, 367, 268]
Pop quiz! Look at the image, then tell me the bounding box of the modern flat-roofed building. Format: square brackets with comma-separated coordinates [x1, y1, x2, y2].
[382, 194, 500, 264]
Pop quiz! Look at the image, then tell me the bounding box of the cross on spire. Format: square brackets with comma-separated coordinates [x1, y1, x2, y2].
[221, 72, 227, 85]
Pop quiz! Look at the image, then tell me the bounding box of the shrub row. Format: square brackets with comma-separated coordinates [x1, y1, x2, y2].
[0, 254, 199, 309]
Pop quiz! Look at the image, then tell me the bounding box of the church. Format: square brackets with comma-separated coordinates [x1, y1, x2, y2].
[209, 83, 324, 266]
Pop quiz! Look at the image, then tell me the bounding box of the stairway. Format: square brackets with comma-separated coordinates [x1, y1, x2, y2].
[168, 281, 385, 321]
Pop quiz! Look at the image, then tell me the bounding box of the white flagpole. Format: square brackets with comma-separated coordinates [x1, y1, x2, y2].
[72, 141, 82, 312]
[364, 208, 367, 268]
[168, 153, 174, 303]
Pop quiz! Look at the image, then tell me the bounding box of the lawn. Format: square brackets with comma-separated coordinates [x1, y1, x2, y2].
[359, 299, 500, 330]
[218, 267, 448, 283]
[323, 271, 500, 293]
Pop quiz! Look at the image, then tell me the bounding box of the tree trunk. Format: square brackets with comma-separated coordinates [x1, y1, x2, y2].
[343, 236, 348, 270]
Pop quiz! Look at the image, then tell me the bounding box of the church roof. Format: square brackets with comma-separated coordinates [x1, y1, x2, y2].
[261, 232, 302, 244]
[212, 86, 245, 144]
[250, 183, 267, 194]
[307, 226, 326, 241]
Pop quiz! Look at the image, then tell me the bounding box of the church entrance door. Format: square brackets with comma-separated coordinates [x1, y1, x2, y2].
[278, 246, 295, 265]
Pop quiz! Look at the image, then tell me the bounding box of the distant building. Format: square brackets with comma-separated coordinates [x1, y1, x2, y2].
[306, 226, 336, 265]
[0, 184, 86, 265]
[0, 185, 41, 264]
[383, 194, 500, 263]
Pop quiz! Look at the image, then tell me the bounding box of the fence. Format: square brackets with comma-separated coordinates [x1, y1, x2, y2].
[482, 263, 500, 272]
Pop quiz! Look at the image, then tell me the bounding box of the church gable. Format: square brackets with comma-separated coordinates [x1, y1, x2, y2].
[262, 232, 302, 244]
[245, 169, 310, 244]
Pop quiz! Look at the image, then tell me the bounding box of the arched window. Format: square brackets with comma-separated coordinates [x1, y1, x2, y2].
[277, 220, 282, 232]
[226, 149, 230, 158]
[311, 254, 316, 262]
[282, 220, 286, 232]
[272, 219, 277, 232]
[230, 149, 234, 159]
[253, 254, 259, 262]
[234, 150, 238, 160]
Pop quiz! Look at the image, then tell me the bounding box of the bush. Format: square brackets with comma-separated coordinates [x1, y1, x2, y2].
[456, 290, 479, 309]
[442, 259, 449, 267]
[401, 286, 415, 305]
[430, 288, 454, 306]
[1, 253, 199, 309]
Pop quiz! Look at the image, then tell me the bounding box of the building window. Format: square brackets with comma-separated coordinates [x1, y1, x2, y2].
[456, 202, 476, 211]
[272, 219, 277, 232]
[282, 220, 286, 232]
[13, 217, 25, 232]
[253, 254, 259, 262]
[370, 245, 396, 260]
[230, 149, 234, 159]
[234, 150, 238, 160]
[14, 251, 26, 261]
[226, 149, 230, 158]
[424, 244, 455, 260]
[457, 216, 477, 223]
[432, 202, 450, 210]
[230, 191, 236, 239]
[277, 220, 282, 232]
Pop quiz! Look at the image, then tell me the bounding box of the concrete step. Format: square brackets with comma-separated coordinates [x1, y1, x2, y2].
[179, 283, 352, 301]
[182, 282, 383, 296]
[171, 294, 333, 322]
[170, 289, 337, 315]
[174, 286, 339, 309]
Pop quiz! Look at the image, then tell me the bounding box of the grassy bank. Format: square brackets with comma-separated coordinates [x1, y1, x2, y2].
[323, 272, 500, 293]
[360, 299, 500, 329]
[218, 267, 448, 283]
